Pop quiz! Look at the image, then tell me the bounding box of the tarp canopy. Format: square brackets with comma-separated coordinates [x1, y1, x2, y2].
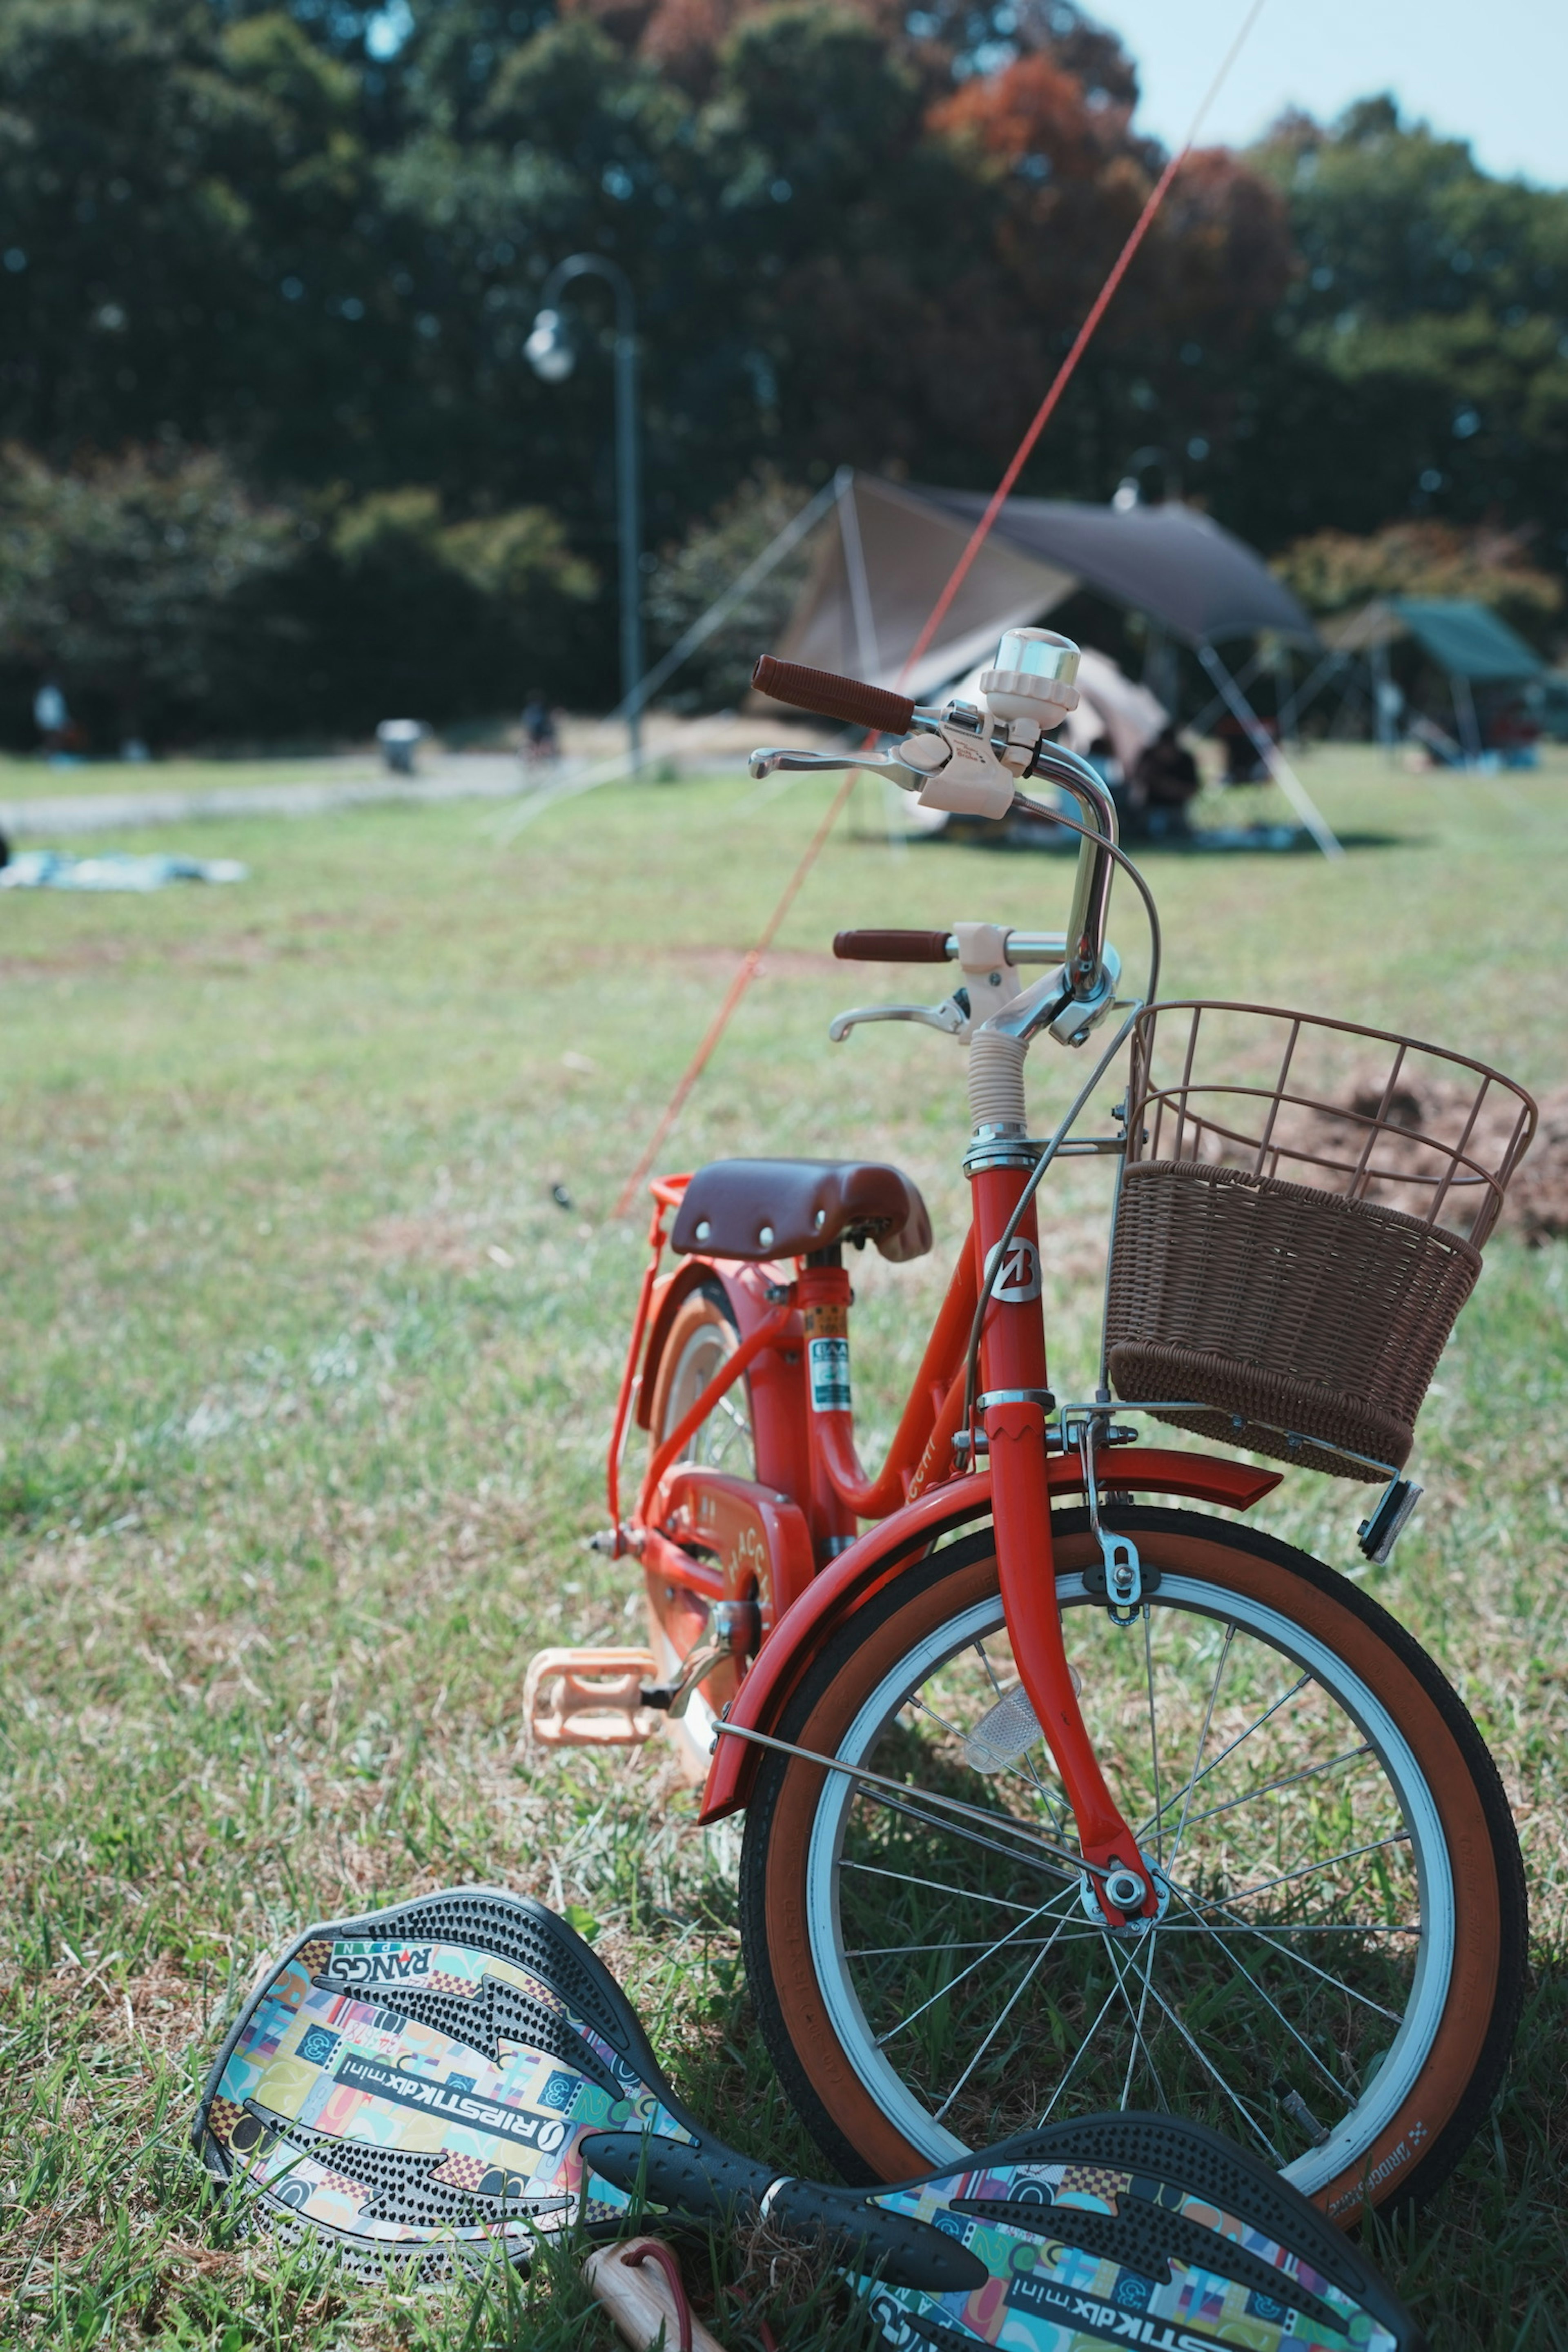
[922, 488, 1318, 650]
[774, 473, 1316, 698]
[1324, 597, 1544, 682]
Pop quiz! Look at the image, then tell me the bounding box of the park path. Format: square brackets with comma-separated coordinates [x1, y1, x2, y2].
[0, 754, 577, 837]
[0, 744, 766, 840]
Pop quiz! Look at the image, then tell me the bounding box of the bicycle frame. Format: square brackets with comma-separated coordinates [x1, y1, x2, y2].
[609, 1160, 1282, 1913]
[591, 657, 1292, 1927]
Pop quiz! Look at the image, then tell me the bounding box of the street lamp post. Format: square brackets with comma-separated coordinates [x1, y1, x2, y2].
[525, 256, 644, 773]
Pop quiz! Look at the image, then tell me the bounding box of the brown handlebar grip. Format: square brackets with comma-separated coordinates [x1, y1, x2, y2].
[752, 655, 915, 737]
[834, 929, 954, 962]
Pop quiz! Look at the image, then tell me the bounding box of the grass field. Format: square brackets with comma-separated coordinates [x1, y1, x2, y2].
[2, 747, 1566, 2348]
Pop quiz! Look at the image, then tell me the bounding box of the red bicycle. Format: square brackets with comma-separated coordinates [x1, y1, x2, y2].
[527, 634, 1531, 2219]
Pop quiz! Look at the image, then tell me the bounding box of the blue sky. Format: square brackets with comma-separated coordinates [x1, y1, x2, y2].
[1093, 0, 1567, 185]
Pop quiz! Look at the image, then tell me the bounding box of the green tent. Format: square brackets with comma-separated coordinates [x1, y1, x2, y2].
[1329, 597, 1544, 681]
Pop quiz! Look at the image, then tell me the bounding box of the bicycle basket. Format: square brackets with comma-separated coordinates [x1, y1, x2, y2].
[1104, 1002, 1537, 1480]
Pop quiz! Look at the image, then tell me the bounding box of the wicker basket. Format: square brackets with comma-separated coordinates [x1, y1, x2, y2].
[1104, 1004, 1536, 1481]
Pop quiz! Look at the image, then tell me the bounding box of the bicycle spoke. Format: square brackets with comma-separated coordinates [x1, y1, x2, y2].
[856, 1786, 1081, 1888]
[1166, 1624, 1234, 1870]
[1144, 1608, 1164, 1869]
[1161, 1886, 1409, 2019]
[1175, 1743, 1373, 1835]
[1142, 1668, 1313, 1840]
[1035, 1972, 1128, 2127]
[1186, 1910, 1356, 2100]
[845, 1933, 1082, 1958]
[1128, 1970, 1283, 2164]
[1198, 1831, 1413, 1913]
[838, 1860, 1044, 1916]
[874, 1895, 1065, 2048]
[1149, 1922, 1418, 1938]
[931, 1920, 1072, 2122]
[1103, 1930, 1168, 2113]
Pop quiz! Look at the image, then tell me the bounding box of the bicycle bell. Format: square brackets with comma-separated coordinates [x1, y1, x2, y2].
[979, 626, 1081, 726]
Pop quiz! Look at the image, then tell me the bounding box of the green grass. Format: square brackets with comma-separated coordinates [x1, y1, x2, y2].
[2, 746, 1566, 2346]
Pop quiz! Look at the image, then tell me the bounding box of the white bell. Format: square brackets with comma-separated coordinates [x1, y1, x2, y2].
[980, 628, 1082, 726]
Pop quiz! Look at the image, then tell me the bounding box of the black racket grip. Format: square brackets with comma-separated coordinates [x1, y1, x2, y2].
[834, 929, 953, 962]
[769, 2180, 987, 2292]
[582, 2131, 773, 2218]
[581, 2134, 984, 2292]
[753, 655, 915, 736]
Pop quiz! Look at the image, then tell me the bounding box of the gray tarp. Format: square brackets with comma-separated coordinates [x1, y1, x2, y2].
[1325, 597, 1544, 682]
[921, 488, 1317, 648]
[774, 472, 1316, 695]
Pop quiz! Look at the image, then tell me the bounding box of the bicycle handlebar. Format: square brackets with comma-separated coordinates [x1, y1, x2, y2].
[755, 646, 1126, 1009]
[752, 655, 915, 738]
[834, 929, 1074, 964]
[834, 929, 953, 962]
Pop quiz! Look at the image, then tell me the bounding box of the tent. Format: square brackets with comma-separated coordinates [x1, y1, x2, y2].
[773, 472, 1340, 856]
[1303, 597, 1545, 760]
[775, 472, 1316, 697]
[1325, 597, 1545, 682]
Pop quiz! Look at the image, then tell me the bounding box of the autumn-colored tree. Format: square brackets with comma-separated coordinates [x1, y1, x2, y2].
[1275, 519, 1562, 640]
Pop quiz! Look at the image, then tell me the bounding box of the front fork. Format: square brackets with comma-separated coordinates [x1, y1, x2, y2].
[971, 1163, 1156, 1925]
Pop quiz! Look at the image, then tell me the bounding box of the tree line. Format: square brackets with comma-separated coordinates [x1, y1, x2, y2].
[0, 0, 1563, 746]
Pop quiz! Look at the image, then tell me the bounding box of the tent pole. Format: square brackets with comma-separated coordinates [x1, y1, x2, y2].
[1189, 644, 1267, 737]
[1450, 673, 1483, 765]
[1197, 643, 1344, 860]
[609, 476, 839, 724]
[1274, 647, 1345, 740]
[836, 469, 883, 682]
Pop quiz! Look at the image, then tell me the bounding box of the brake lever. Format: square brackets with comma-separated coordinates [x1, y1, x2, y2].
[829, 996, 969, 1042]
[748, 747, 917, 781]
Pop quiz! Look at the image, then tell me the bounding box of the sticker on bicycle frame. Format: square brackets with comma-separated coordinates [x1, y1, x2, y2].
[986, 1238, 1042, 1304]
[808, 1336, 852, 1413]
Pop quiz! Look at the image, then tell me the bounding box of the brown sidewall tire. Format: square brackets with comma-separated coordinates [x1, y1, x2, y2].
[646, 1283, 744, 1454]
[740, 1509, 1524, 2214]
[644, 1286, 750, 1773]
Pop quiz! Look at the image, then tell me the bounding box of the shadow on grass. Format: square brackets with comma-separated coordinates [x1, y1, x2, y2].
[893, 826, 1417, 857]
[1374, 1953, 1568, 2348]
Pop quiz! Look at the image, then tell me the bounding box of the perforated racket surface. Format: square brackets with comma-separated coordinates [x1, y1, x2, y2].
[193, 1885, 699, 2279]
[196, 1887, 1424, 2347]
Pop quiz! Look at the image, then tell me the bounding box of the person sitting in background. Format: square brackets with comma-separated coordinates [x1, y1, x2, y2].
[521, 689, 560, 764]
[1213, 710, 1271, 784]
[1133, 725, 1202, 839]
[33, 678, 69, 755]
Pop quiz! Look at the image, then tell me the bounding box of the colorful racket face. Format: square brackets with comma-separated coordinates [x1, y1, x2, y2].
[856, 2114, 1423, 2352]
[193, 1887, 698, 2281]
[195, 1893, 1423, 2351]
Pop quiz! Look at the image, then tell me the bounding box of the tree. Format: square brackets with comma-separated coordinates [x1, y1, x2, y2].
[1236, 98, 1568, 550]
[644, 468, 817, 708]
[0, 441, 296, 742]
[1274, 519, 1562, 642]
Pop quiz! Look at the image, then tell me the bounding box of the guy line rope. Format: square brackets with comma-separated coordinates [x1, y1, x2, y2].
[610, 0, 1270, 1220]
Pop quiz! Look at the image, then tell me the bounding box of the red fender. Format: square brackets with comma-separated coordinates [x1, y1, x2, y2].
[636, 1256, 780, 1430]
[696, 1447, 1281, 1824]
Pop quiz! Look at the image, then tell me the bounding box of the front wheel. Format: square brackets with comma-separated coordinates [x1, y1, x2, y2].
[739, 1508, 1524, 2214]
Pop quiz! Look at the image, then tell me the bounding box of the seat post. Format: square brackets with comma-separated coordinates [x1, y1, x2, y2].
[797, 1246, 860, 1560]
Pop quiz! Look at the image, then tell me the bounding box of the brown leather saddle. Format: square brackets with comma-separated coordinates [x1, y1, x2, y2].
[670, 1158, 933, 1264]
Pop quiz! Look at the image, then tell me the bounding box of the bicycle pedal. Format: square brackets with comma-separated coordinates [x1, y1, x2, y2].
[523, 1648, 661, 1748]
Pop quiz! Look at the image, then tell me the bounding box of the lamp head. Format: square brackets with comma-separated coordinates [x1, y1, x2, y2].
[525, 306, 575, 383]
